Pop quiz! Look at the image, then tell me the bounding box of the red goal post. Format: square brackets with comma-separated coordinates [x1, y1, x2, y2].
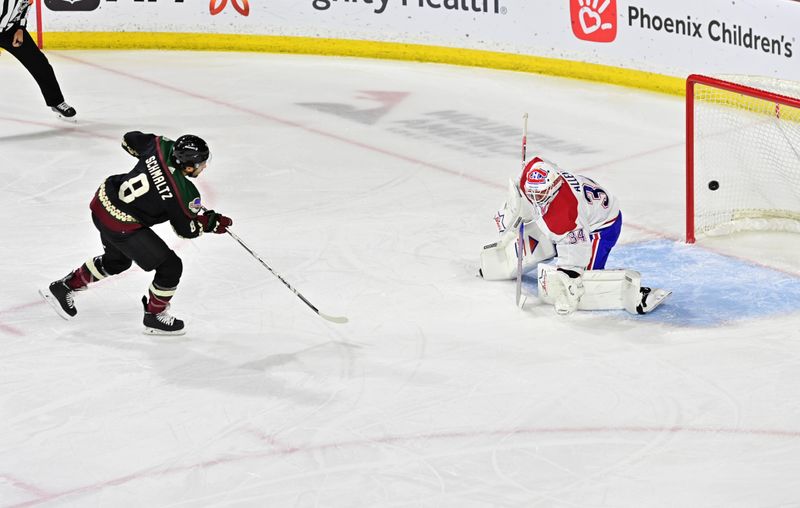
[34, 0, 43, 48]
[686, 74, 800, 243]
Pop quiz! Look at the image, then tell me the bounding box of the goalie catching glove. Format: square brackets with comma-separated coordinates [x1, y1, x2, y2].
[197, 210, 233, 234]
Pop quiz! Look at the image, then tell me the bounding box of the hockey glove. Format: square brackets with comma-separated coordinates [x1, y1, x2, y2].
[197, 210, 233, 234]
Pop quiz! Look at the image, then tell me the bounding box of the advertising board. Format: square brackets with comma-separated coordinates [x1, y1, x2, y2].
[39, 0, 800, 82]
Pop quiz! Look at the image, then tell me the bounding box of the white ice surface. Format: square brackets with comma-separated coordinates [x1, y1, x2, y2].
[2, 51, 800, 507]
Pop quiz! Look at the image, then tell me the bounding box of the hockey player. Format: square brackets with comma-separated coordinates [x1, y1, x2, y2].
[40, 131, 233, 335]
[481, 156, 669, 315]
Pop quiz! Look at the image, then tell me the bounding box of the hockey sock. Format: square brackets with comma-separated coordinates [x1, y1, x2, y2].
[146, 283, 177, 314]
[66, 256, 108, 290]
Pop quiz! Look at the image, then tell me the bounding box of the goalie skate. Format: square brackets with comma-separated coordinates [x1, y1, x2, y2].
[636, 287, 672, 315]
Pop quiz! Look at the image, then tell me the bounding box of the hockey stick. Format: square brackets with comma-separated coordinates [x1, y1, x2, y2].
[515, 113, 529, 308]
[202, 209, 348, 324]
[226, 228, 348, 324]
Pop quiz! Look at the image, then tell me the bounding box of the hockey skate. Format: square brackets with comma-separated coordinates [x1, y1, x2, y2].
[142, 296, 185, 336]
[40, 278, 77, 320]
[636, 287, 672, 315]
[51, 102, 77, 122]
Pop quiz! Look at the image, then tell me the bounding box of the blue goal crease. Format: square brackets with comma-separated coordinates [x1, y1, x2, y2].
[521, 239, 800, 327]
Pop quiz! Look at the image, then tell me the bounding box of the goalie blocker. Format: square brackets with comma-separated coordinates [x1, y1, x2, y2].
[536, 264, 671, 315]
[480, 221, 555, 280]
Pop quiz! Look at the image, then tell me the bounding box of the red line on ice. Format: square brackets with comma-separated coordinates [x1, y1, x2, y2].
[6, 424, 800, 507]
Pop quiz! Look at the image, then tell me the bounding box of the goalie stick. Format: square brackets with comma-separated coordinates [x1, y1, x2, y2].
[516, 113, 529, 308]
[202, 208, 348, 324]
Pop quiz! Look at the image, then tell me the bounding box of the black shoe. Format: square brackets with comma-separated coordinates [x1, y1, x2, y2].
[51, 102, 77, 121]
[142, 296, 185, 335]
[40, 279, 77, 320]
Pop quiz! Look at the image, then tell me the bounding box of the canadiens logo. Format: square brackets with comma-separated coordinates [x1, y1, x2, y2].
[526, 168, 548, 185]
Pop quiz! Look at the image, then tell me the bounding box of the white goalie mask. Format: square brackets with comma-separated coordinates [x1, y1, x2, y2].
[520, 159, 563, 208]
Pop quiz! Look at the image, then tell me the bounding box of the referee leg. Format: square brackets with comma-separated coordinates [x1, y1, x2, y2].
[1, 29, 65, 107]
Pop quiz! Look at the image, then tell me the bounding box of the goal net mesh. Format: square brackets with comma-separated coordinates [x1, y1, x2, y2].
[690, 76, 800, 238]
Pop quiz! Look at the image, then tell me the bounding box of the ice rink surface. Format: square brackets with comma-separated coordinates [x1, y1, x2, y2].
[2, 51, 800, 507]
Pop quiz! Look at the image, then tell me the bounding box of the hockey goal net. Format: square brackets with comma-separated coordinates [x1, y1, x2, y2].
[686, 74, 800, 243]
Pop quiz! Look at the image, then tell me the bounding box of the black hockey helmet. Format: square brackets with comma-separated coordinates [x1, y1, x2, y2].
[171, 134, 210, 169]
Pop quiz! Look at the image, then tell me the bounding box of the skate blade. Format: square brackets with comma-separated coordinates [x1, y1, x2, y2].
[143, 327, 186, 336]
[642, 289, 672, 314]
[39, 288, 73, 321]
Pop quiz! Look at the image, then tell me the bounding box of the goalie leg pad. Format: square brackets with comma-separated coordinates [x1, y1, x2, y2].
[552, 270, 585, 315]
[537, 264, 671, 315]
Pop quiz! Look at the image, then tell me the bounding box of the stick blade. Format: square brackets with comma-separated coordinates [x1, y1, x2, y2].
[320, 313, 349, 324]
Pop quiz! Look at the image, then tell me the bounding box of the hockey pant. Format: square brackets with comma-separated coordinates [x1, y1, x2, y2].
[65, 216, 182, 311]
[584, 212, 622, 270]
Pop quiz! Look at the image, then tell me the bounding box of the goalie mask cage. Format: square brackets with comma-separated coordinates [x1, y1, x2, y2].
[686, 74, 800, 243]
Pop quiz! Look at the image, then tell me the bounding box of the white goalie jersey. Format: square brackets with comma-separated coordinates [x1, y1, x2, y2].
[526, 165, 620, 271]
